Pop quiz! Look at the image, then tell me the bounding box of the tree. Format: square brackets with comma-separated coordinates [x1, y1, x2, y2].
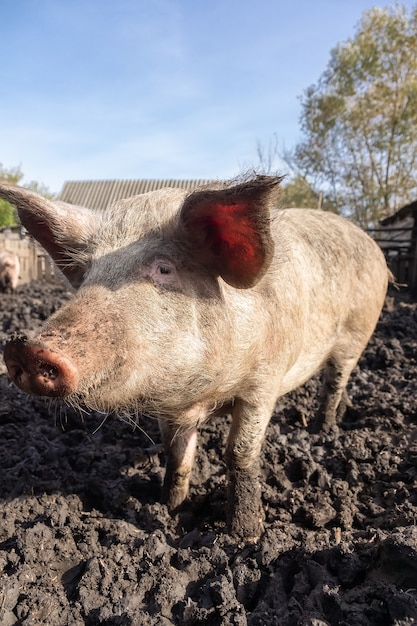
[0, 164, 56, 228]
[255, 139, 337, 210]
[0, 164, 23, 227]
[281, 174, 335, 210]
[256, 134, 281, 175]
[292, 4, 417, 226]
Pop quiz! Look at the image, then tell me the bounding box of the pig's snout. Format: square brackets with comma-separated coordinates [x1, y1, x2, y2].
[3, 335, 79, 397]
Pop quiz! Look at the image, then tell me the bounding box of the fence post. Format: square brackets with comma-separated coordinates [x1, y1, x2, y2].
[0, 232, 58, 284]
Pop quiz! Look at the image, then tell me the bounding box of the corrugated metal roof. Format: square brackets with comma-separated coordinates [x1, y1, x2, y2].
[59, 179, 213, 211]
[379, 199, 417, 226]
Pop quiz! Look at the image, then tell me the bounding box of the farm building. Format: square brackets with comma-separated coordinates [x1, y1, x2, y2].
[368, 200, 417, 295]
[59, 178, 213, 210]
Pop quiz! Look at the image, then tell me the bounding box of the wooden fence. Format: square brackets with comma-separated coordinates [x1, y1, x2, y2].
[0, 231, 57, 285]
[367, 225, 417, 293]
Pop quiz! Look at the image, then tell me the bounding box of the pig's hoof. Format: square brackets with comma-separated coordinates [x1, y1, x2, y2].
[309, 412, 339, 435]
[160, 465, 191, 513]
[229, 516, 264, 543]
[160, 483, 188, 514]
[238, 525, 264, 544]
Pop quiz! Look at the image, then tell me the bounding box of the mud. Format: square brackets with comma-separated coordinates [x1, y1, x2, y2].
[0, 281, 416, 625]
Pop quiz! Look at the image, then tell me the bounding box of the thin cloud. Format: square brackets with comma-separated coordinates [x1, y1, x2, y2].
[1, 0, 416, 191]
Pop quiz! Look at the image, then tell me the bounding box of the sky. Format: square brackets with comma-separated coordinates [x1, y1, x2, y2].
[1, 0, 416, 194]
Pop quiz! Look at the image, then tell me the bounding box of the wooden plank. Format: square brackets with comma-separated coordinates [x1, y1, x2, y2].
[0, 234, 58, 284]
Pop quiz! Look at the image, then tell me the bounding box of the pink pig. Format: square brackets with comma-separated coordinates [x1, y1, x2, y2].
[0, 176, 389, 540]
[0, 250, 20, 293]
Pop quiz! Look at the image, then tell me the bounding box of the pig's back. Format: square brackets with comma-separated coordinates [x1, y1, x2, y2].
[271, 208, 387, 297]
[255, 208, 389, 394]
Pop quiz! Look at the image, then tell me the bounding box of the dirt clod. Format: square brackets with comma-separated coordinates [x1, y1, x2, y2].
[0, 282, 416, 625]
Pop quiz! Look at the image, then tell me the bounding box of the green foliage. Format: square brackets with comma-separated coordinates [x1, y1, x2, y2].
[281, 175, 336, 211]
[25, 179, 56, 201]
[0, 164, 23, 227]
[293, 4, 417, 226]
[0, 201, 18, 228]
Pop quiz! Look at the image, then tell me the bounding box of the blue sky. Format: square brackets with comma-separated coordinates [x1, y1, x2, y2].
[1, 0, 415, 194]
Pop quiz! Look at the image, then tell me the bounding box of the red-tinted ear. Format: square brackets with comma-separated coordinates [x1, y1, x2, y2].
[180, 176, 281, 288]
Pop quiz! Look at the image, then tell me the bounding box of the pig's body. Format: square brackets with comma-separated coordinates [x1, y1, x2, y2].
[0, 177, 389, 540]
[0, 250, 20, 293]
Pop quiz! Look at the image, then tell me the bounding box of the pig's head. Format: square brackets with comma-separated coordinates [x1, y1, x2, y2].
[0, 176, 281, 417]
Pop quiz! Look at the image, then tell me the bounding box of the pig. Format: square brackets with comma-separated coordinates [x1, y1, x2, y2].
[0, 176, 390, 541]
[0, 250, 20, 293]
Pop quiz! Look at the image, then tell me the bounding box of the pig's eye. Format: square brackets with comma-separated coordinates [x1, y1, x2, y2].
[147, 259, 181, 289]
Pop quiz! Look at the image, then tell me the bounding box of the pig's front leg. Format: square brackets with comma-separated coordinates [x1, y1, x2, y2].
[159, 420, 198, 512]
[226, 398, 274, 542]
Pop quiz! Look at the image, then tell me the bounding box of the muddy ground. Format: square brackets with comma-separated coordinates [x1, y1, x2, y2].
[0, 281, 416, 625]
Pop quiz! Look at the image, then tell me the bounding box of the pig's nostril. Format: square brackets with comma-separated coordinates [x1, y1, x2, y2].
[39, 363, 59, 380]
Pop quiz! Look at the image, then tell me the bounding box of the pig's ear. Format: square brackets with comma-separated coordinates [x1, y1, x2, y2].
[0, 182, 96, 287]
[180, 176, 281, 288]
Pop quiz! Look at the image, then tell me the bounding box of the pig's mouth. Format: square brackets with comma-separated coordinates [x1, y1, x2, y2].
[3, 334, 134, 418]
[3, 332, 208, 419]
